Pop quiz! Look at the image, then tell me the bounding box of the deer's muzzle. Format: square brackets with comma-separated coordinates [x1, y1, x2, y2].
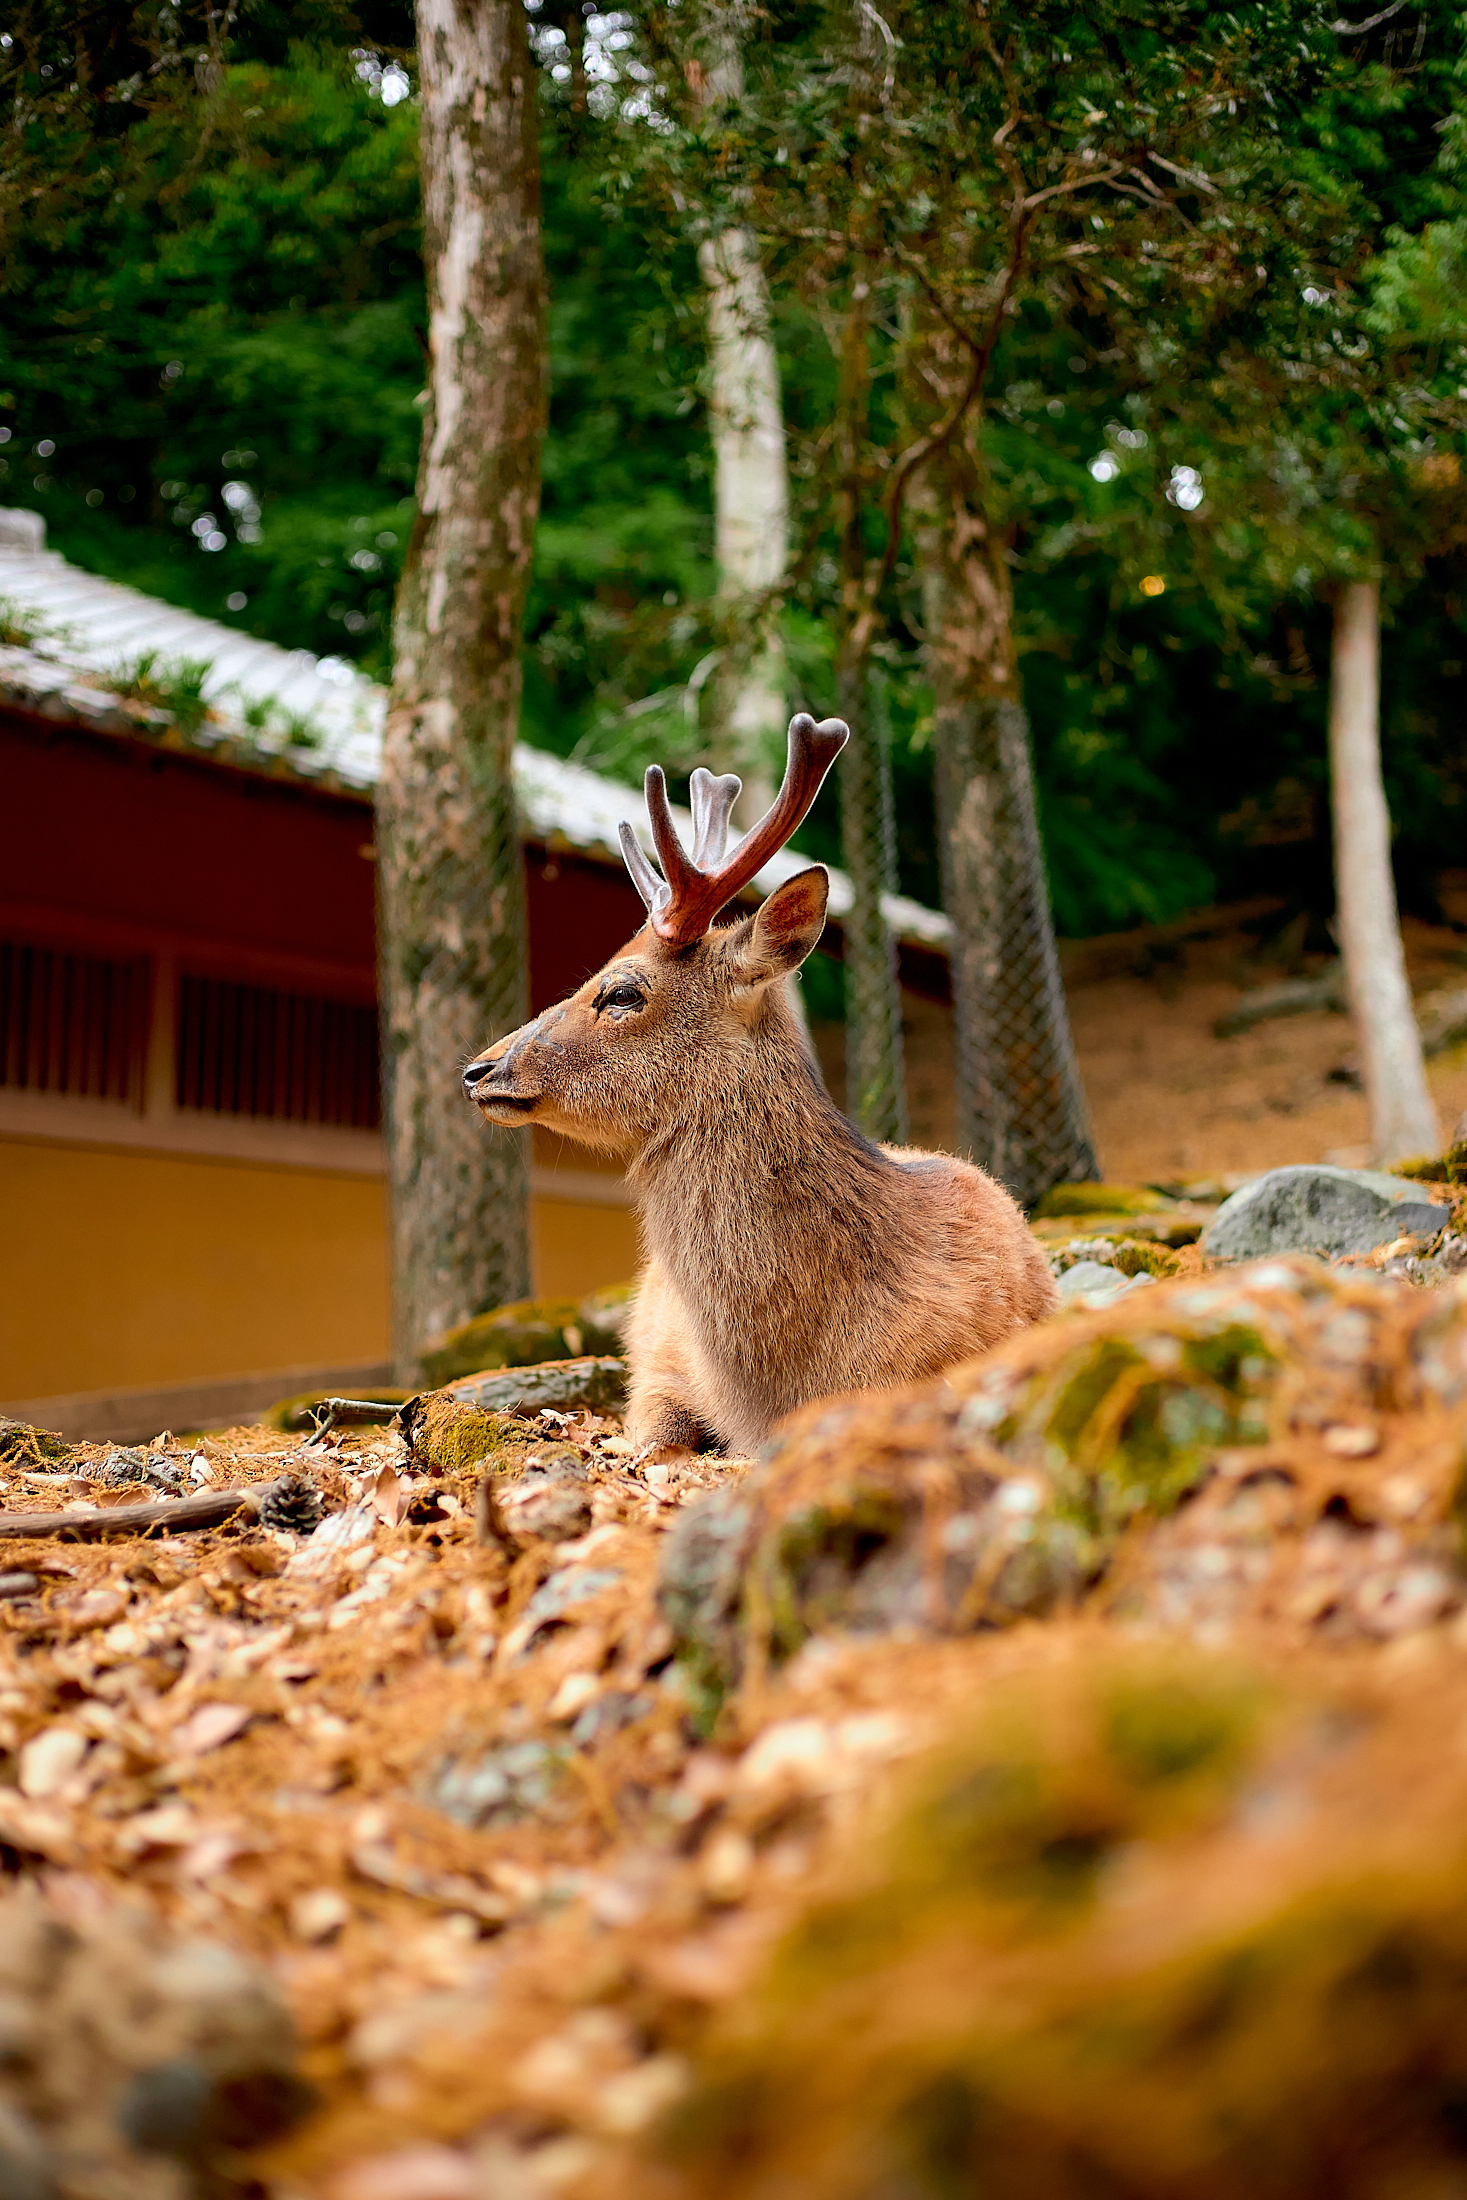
[462, 1019, 545, 1117]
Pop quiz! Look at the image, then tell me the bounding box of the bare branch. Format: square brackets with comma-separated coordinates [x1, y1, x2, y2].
[855, 0, 897, 100]
[1021, 163, 1125, 211]
[868, 213, 1034, 607]
[0, 1479, 290, 1543]
[1145, 151, 1220, 196]
[1331, 0, 1408, 30]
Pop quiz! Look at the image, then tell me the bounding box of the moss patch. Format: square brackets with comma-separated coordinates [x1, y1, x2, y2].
[401, 1396, 534, 1476]
[0, 1417, 70, 1468]
[420, 1283, 635, 1388]
[1034, 1183, 1170, 1220]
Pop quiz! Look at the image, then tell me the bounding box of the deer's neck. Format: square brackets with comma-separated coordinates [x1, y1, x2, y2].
[627, 1005, 903, 1322]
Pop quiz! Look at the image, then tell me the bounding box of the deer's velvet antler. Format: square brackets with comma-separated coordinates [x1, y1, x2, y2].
[617, 712, 849, 948]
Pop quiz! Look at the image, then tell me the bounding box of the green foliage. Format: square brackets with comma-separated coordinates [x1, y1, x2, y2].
[4, 3, 1466, 937]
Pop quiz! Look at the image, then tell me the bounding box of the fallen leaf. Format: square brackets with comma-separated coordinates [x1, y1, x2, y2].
[369, 1465, 411, 1528]
[0, 1792, 77, 1863]
[350, 1840, 512, 1926]
[52, 1586, 129, 1632]
[324, 2143, 478, 2200]
[115, 1804, 202, 1855]
[18, 1726, 88, 1799]
[169, 1701, 253, 1757]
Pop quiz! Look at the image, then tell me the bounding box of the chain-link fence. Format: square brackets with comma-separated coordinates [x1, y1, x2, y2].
[934, 694, 1097, 1209]
[837, 665, 910, 1146]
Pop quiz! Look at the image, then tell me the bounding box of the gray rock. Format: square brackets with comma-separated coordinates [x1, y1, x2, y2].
[515, 1564, 622, 1638]
[492, 1447, 593, 1547]
[1204, 1165, 1451, 1263]
[1055, 1261, 1155, 1307]
[97, 1448, 181, 1493]
[570, 1690, 654, 1748]
[0, 2102, 54, 2200]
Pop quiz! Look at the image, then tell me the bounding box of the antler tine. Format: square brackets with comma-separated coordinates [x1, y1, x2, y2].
[617, 820, 671, 917]
[643, 765, 701, 911]
[651, 711, 850, 947]
[688, 767, 742, 869]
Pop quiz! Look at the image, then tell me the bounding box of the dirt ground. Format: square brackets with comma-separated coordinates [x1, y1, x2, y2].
[816, 892, 1467, 1179]
[6, 1228, 1467, 2199]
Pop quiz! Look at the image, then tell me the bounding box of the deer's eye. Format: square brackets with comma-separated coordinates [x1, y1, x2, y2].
[600, 984, 645, 1014]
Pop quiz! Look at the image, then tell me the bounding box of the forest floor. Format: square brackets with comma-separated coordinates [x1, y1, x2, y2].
[5, 898, 1467, 2199]
[4, 1184, 1467, 2196]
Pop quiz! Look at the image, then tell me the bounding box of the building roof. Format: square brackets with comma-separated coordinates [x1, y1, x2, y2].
[0, 510, 952, 954]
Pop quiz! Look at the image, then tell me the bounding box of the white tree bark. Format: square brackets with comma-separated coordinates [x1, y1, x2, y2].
[1328, 580, 1438, 1165]
[697, 22, 788, 822]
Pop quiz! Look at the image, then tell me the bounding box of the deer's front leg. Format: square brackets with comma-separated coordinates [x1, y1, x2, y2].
[624, 1260, 718, 1451]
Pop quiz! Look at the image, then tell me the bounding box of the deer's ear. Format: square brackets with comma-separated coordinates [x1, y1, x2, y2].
[721, 866, 830, 989]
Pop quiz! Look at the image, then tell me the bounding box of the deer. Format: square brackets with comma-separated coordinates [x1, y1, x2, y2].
[463, 712, 1058, 1457]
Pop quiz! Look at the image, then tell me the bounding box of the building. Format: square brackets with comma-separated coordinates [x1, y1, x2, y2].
[1, 511, 956, 1438]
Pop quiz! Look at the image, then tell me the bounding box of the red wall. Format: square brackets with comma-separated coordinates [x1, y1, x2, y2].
[3, 707, 655, 1012]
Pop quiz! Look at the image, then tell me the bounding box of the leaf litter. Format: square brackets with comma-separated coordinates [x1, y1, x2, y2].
[3, 1266, 1467, 2194]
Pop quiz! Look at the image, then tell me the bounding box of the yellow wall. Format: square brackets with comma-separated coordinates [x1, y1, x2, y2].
[0, 1136, 641, 1402]
[1, 1138, 391, 1398]
[531, 1195, 640, 1302]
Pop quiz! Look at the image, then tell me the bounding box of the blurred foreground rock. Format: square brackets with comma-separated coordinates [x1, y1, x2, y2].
[629, 1637, 1467, 2200]
[0, 1887, 305, 2198]
[660, 1259, 1467, 1708]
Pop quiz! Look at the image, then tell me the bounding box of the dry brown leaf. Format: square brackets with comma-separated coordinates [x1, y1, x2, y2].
[369, 1465, 412, 1529]
[168, 1702, 253, 1758]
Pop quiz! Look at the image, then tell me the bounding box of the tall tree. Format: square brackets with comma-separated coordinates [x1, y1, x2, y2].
[377, 0, 546, 1376]
[633, 0, 1334, 1167]
[1328, 579, 1438, 1162]
[1119, 0, 1467, 1163]
[695, 7, 790, 827]
[912, 342, 1097, 1198]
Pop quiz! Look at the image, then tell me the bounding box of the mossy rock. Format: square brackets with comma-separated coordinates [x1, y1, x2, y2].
[659, 1403, 1089, 1723]
[420, 1281, 635, 1388]
[1033, 1182, 1170, 1220]
[401, 1396, 535, 1476]
[653, 1644, 1467, 2200]
[1394, 1139, 1467, 1189]
[1053, 1238, 1184, 1281]
[0, 1417, 69, 1467]
[439, 1356, 627, 1418]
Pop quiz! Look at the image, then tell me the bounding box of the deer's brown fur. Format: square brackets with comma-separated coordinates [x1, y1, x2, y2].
[464, 851, 1057, 1457]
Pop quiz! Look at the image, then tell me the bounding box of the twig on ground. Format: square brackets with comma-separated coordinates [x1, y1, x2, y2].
[0, 1478, 293, 1543]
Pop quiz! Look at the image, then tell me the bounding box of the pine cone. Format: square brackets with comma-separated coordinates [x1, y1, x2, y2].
[257, 1475, 324, 1536]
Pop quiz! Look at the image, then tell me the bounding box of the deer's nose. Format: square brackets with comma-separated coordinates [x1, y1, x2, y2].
[462, 1058, 497, 1098]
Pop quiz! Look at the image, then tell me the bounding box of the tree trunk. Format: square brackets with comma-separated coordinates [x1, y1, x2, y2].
[698, 223, 788, 823]
[1328, 579, 1438, 1165]
[914, 421, 1098, 1206]
[837, 657, 909, 1141]
[834, 287, 907, 1143]
[377, 0, 545, 1381]
[695, 14, 788, 824]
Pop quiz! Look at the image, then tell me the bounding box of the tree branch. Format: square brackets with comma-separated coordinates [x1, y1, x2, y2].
[1331, 0, 1408, 31]
[0, 1479, 291, 1542]
[867, 212, 1033, 610]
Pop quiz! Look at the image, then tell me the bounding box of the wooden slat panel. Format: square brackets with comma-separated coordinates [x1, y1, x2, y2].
[176, 972, 380, 1130]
